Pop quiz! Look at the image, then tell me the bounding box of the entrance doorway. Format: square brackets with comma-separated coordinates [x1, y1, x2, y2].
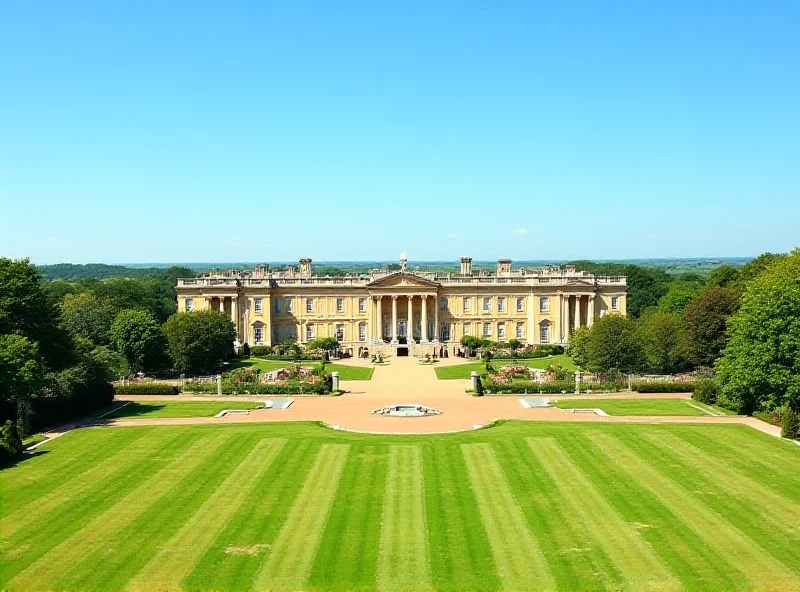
[396, 346, 409, 357]
[398, 320, 407, 339]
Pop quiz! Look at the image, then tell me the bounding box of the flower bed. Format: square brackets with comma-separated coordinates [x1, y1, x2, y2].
[630, 380, 694, 393]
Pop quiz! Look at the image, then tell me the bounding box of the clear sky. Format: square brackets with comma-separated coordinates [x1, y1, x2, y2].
[1, 1, 798, 265]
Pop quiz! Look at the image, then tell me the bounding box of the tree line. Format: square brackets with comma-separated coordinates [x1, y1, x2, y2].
[568, 251, 800, 422]
[0, 260, 236, 462]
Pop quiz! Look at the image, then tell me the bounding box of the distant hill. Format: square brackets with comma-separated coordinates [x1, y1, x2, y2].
[35, 257, 753, 281]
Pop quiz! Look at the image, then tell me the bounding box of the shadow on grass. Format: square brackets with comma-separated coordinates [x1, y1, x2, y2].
[103, 402, 168, 419]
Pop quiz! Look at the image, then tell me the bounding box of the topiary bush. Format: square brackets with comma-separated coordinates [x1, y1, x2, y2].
[113, 384, 180, 396]
[692, 378, 720, 405]
[249, 345, 273, 357]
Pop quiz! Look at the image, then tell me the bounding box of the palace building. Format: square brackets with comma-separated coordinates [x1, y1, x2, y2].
[175, 254, 627, 357]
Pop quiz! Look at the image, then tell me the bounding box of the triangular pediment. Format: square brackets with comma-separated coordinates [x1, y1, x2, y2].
[367, 271, 439, 289]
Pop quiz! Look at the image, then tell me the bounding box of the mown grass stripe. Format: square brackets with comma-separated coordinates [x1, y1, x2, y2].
[309, 444, 387, 591]
[678, 426, 800, 500]
[588, 432, 800, 591]
[252, 443, 349, 591]
[462, 443, 555, 591]
[3, 428, 169, 537]
[8, 431, 234, 591]
[644, 430, 800, 539]
[496, 438, 625, 590]
[1, 429, 195, 580]
[125, 438, 286, 591]
[182, 439, 319, 589]
[377, 445, 431, 592]
[0, 428, 124, 495]
[527, 438, 679, 591]
[424, 444, 501, 592]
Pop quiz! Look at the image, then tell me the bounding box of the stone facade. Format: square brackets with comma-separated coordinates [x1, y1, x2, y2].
[175, 256, 627, 357]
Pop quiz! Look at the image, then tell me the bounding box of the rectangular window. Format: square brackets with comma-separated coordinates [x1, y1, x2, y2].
[440, 298, 447, 312]
[483, 297, 491, 312]
[254, 326, 263, 344]
[463, 296, 470, 312]
[306, 323, 315, 340]
[287, 325, 296, 341]
[516, 322, 524, 339]
[286, 298, 293, 313]
[498, 323, 506, 340]
[273, 325, 280, 343]
[440, 323, 450, 342]
[254, 298, 262, 314]
[540, 297, 550, 313]
[517, 297, 524, 312]
[359, 298, 366, 313]
[306, 298, 314, 313]
[335, 323, 344, 340]
[540, 325, 550, 343]
[463, 322, 470, 336]
[358, 323, 366, 341]
[498, 297, 505, 312]
[185, 298, 194, 312]
[336, 298, 344, 313]
[483, 322, 491, 337]
[274, 298, 281, 313]
[611, 296, 620, 311]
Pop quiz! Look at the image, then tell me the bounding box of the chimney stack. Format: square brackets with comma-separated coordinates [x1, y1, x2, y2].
[299, 258, 312, 278]
[497, 258, 512, 275]
[460, 256, 473, 275]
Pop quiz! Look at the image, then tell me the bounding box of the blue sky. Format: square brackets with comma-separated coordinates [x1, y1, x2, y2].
[1, 1, 798, 264]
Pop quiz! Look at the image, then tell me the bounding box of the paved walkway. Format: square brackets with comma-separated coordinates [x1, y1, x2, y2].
[104, 356, 782, 437]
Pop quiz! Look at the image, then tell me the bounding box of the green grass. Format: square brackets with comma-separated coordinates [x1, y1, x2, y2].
[2, 422, 800, 591]
[231, 358, 373, 380]
[96, 401, 263, 419]
[435, 355, 577, 379]
[553, 398, 708, 416]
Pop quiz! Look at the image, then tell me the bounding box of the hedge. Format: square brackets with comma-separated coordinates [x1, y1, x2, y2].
[630, 381, 694, 393]
[484, 379, 622, 394]
[113, 384, 180, 396]
[182, 381, 331, 395]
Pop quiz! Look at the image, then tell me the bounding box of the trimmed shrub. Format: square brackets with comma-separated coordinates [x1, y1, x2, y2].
[249, 345, 273, 357]
[782, 408, 799, 439]
[483, 380, 620, 394]
[1, 420, 23, 463]
[182, 379, 331, 395]
[475, 376, 484, 396]
[113, 384, 180, 396]
[630, 380, 694, 393]
[692, 378, 719, 405]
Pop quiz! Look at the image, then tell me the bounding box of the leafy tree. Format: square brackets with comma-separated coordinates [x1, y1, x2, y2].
[0, 334, 45, 435]
[0, 258, 74, 368]
[93, 278, 176, 323]
[707, 264, 740, 289]
[657, 279, 703, 316]
[565, 326, 591, 368]
[60, 292, 118, 345]
[683, 287, 740, 367]
[637, 311, 688, 374]
[90, 346, 130, 380]
[163, 311, 236, 374]
[306, 337, 340, 353]
[109, 310, 166, 373]
[584, 314, 642, 373]
[716, 250, 800, 414]
[733, 252, 786, 291]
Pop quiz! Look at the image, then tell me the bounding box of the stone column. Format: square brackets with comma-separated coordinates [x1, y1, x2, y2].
[434, 296, 439, 342]
[588, 295, 595, 327]
[559, 292, 566, 342]
[376, 296, 382, 341]
[527, 292, 535, 344]
[573, 295, 581, 331]
[407, 295, 414, 343]
[368, 296, 374, 342]
[231, 297, 238, 340]
[391, 295, 398, 343]
[421, 295, 428, 342]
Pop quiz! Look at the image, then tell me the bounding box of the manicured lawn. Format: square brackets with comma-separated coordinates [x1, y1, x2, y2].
[435, 355, 577, 379]
[553, 398, 708, 416]
[325, 363, 374, 381]
[3, 421, 799, 590]
[231, 358, 373, 380]
[97, 401, 263, 419]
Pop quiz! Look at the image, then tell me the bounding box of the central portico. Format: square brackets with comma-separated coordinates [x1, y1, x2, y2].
[367, 270, 440, 355]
